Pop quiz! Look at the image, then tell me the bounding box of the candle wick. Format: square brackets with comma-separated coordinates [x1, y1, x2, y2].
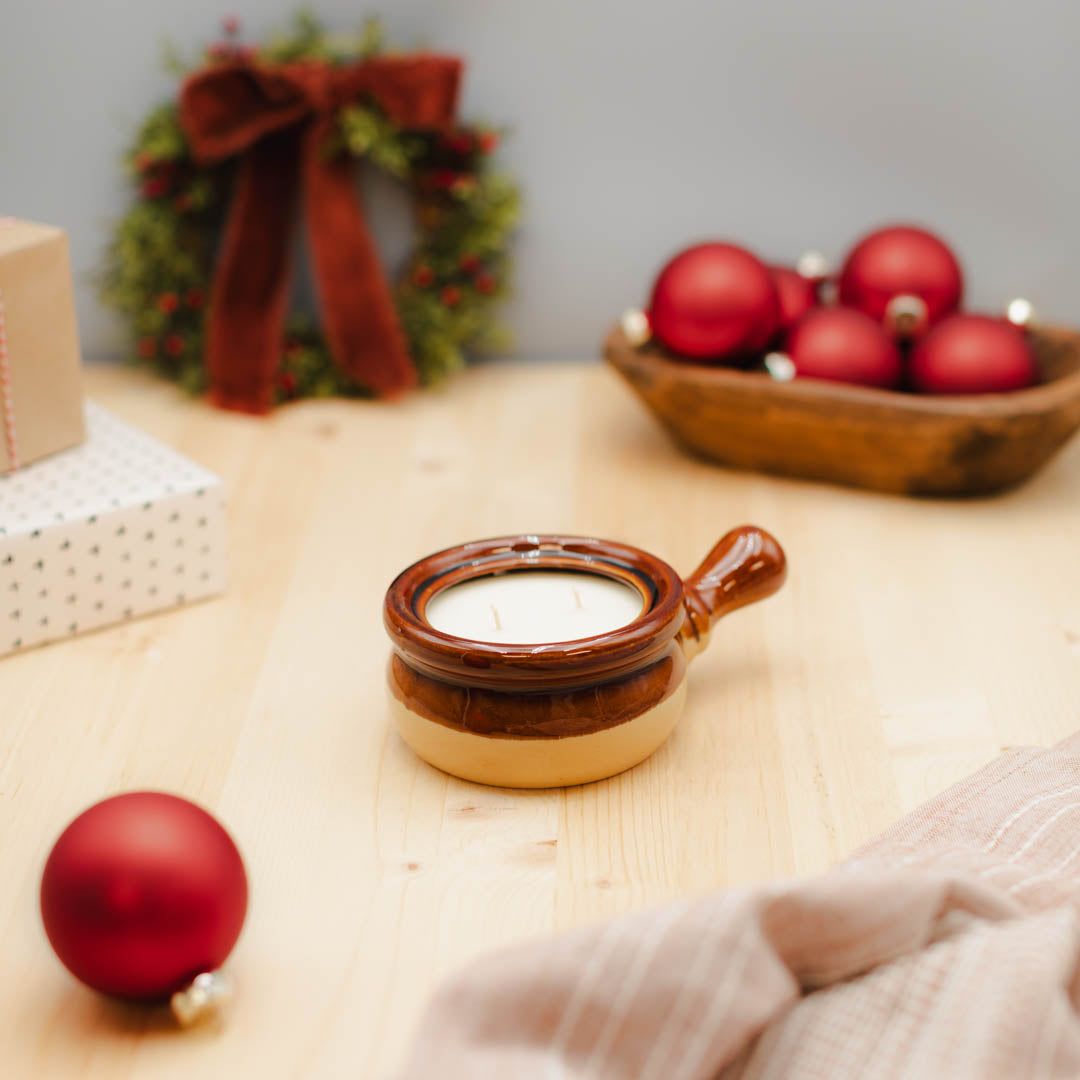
[490, 604, 502, 631]
[572, 587, 584, 610]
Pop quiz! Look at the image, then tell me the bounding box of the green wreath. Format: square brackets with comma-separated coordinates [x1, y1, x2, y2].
[101, 15, 520, 405]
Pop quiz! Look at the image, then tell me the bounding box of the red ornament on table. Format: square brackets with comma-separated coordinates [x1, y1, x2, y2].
[909, 314, 1037, 394]
[783, 307, 903, 388]
[40, 792, 248, 1022]
[770, 266, 820, 334]
[648, 243, 779, 361]
[839, 225, 963, 335]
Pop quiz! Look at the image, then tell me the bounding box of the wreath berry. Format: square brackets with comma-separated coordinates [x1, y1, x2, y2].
[101, 15, 520, 409]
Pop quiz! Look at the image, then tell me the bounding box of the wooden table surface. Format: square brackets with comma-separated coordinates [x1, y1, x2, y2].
[4, 359, 1080, 1077]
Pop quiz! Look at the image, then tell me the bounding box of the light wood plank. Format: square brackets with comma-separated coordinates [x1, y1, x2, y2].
[3, 359, 1080, 1076]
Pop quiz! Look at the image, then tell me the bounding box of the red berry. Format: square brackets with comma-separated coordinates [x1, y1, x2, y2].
[412, 265, 435, 288]
[478, 131, 499, 154]
[156, 292, 179, 314]
[474, 271, 496, 295]
[137, 337, 157, 359]
[141, 176, 168, 199]
[184, 288, 204, 309]
[459, 253, 480, 273]
[429, 169, 458, 190]
[277, 371, 298, 395]
[440, 131, 473, 155]
[134, 152, 154, 173]
[440, 285, 462, 307]
[163, 333, 185, 357]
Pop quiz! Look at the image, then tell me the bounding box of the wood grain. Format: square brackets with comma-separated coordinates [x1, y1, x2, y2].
[605, 324, 1080, 495]
[3, 359, 1080, 1077]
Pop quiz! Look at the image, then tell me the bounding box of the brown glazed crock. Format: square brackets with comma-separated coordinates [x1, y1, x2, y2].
[384, 527, 786, 788]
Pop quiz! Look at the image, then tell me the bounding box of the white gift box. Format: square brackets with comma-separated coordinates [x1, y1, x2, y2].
[0, 403, 227, 657]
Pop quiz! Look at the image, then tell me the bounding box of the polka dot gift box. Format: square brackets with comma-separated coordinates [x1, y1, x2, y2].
[0, 403, 226, 656]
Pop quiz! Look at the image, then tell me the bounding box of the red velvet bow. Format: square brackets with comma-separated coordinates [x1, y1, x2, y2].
[179, 56, 462, 412]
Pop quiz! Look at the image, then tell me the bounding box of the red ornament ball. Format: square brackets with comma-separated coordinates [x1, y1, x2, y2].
[786, 307, 903, 388]
[839, 225, 963, 326]
[770, 266, 819, 334]
[649, 243, 779, 361]
[40, 792, 248, 1000]
[910, 314, 1037, 394]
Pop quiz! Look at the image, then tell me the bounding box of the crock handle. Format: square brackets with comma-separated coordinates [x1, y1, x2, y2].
[677, 526, 787, 659]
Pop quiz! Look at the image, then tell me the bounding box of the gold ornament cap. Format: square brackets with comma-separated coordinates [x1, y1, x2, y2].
[884, 294, 929, 339]
[620, 308, 652, 347]
[171, 970, 234, 1027]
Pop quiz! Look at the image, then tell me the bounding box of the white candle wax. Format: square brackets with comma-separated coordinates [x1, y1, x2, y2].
[425, 571, 644, 644]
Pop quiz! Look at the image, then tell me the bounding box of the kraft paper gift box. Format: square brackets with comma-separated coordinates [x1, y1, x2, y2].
[0, 218, 85, 474]
[0, 403, 227, 657]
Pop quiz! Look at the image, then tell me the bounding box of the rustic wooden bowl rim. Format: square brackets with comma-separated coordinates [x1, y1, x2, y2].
[608, 326, 1080, 418]
[384, 534, 686, 689]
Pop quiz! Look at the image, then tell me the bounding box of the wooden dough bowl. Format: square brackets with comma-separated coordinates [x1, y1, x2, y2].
[604, 324, 1080, 496]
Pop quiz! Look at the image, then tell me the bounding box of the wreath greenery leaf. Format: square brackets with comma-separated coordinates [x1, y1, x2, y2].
[101, 14, 520, 404]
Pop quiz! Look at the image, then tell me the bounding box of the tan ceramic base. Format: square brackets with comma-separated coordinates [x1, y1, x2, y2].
[389, 679, 688, 788]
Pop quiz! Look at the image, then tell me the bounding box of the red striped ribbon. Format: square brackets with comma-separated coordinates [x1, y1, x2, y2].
[0, 286, 19, 471]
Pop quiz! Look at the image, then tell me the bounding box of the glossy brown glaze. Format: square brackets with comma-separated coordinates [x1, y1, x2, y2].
[678, 527, 787, 652]
[384, 528, 786, 738]
[385, 535, 685, 693]
[605, 324, 1080, 496]
[388, 644, 685, 738]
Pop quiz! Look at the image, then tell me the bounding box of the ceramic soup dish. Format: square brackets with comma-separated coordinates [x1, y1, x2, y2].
[383, 526, 786, 788]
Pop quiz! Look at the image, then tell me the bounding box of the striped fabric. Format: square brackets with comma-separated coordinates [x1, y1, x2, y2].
[398, 733, 1080, 1079]
[0, 286, 18, 470]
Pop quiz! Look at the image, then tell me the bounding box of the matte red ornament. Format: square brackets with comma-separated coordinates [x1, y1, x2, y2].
[40, 792, 248, 1001]
[909, 314, 1037, 394]
[786, 307, 903, 388]
[770, 266, 819, 334]
[648, 243, 779, 361]
[839, 225, 963, 327]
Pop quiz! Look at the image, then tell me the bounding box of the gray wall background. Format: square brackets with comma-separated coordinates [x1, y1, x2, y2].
[2, 0, 1078, 361]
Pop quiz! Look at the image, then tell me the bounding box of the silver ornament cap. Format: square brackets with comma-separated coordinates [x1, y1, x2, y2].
[764, 352, 796, 382]
[620, 308, 652, 347]
[1005, 297, 1037, 330]
[796, 251, 829, 283]
[171, 970, 234, 1027]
